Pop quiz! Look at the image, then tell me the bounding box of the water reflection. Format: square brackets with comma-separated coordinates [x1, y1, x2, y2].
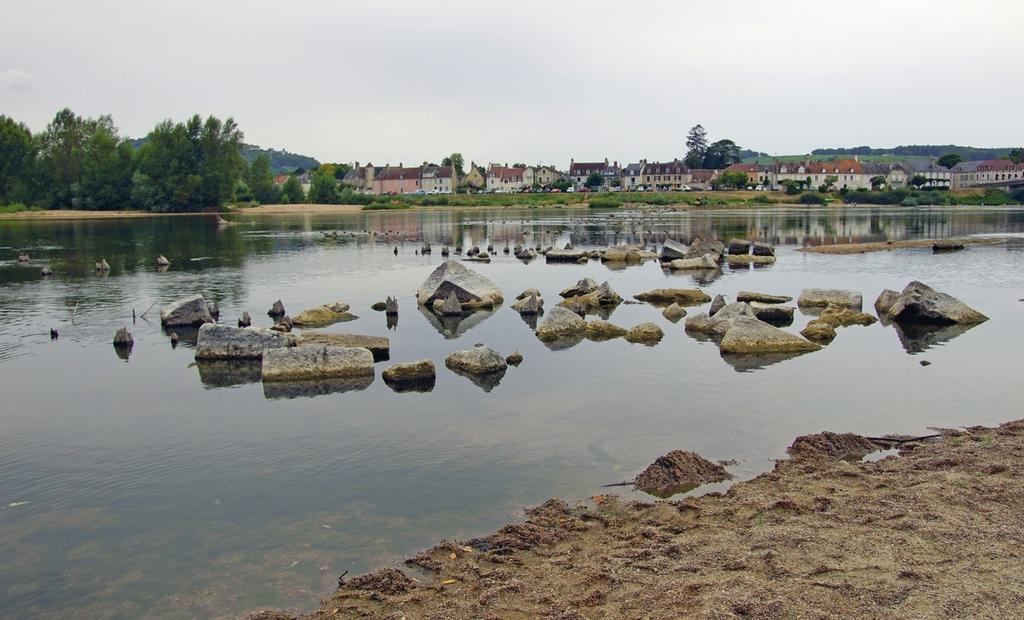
[262, 375, 375, 399]
[891, 321, 980, 354]
[196, 360, 262, 388]
[446, 366, 507, 392]
[418, 305, 496, 339]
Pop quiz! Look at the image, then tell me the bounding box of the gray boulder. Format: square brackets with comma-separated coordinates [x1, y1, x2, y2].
[160, 294, 214, 327]
[719, 316, 822, 354]
[238, 312, 251, 328]
[445, 345, 507, 375]
[545, 248, 589, 263]
[634, 288, 712, 306]
[439, 291, 463, 316]
[584, 319, 627, 340]
[668, 254, 717, 270]
[685, 235, 725, 260]
[113, 327, 133, 347]
[560, 278, 598, 298]
[536, 306, 586, 342]
[752, 241, 775, 257]
[512, 293, 543, 314]
[195, 324, 296, 360]
[797, 288, 863, 310]
[727, 239, 751, 255]
[709, 294, 726, 316]
[506, 351, 524, 366]
[261, 346, 375, 382]
[662, 303, 688, 321]
[801, 319, 837, 343]
[685, 302, 756, 337]
[416, 260, 503, 310]
[382, 359, 436, 387]
[296, 332, 390, 362]
[624, 322, 664, 345]
[884, 281, 988, 325]
[660, 239, 689, 261]
[874, 289, 899, 316]
[516, 288, 543, 300]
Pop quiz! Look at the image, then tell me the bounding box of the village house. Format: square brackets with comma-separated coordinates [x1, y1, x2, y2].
[568, 159, 621, 189]
[341, 162, 381, 192]
[486, 164, 528, 192]
[722, 163, 771, 186]
[273, 171, 312, 193]
[421, 165, 457, 194]
[640, 160, 691, 191]
[687, 169, 718, 190]
[461, 162, 487, 189]
[860, 162, 907, 189]
[952, 159, 1024, 188]
[373, 165, 423, 195]
[772, 158, 870, 191]
[897, 158, 953, 189]
[621, 162, 644, 191]
[524, 165, 561, 189]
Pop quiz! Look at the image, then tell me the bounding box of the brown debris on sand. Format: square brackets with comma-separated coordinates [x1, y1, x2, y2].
[634, 450, 732, 496]
[799, 236, 1006, 254]
[786, 431, 882, 461]
[280, 420, 1024, 620]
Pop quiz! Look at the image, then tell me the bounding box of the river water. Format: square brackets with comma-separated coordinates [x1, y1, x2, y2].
[0, 206, 1021, 618]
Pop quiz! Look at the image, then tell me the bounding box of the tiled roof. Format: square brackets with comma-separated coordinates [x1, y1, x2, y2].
[570, 161, 612, 176]
[644, 161, 689, 175]
[377, 167, 423, 181]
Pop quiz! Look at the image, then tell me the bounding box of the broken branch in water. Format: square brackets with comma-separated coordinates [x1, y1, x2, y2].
[70, 302, 80, 325]
[866, 434, 942, 444]
[601, 481, 634, 488]
[139, 301, 158, 320]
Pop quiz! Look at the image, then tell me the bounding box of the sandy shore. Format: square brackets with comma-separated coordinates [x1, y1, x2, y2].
[800, 237, 1009, 254]
[233, 204, 364, 215]
[255, 419, 1024, 619]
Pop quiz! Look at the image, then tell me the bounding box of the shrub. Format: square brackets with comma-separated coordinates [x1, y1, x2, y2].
[588, 195, 621, 209]
[799, 192, 827, 205]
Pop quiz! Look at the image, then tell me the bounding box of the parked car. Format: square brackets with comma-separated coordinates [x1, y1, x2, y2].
[566, 187, 575, 193]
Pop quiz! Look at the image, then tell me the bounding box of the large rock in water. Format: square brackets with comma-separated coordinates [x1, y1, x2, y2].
[585, 319, 626, 340]
[719, 316, 821, 354]
[634, 288, 712, 306]
[558, 281, 622, 310]
[560, 278, 598, 298]
[883, 281, 988, 325]
[545, 248, 589, 263]
[727, 239, 751, 255]
[160, 294, 214, 327]
[416, 260, 503, 310]
[445, 345, 508, 375]
[818, 304, 877, 327]
[748, 302, 795, 325]
[296, 332, 390, 362]
[668, 255, 717, 270]
[684, 302, 756, 337]
[798, 288, 863, 310]
[382, 359, 436, 392]
[685, 235, 725, 260]
[536, 306, 586, 342]
[737, 291, 792, 304]
[634, 450, 732, 497]
[512, 294, 543, 314]
[801, 319, 837, 344]
[624, 322, 664, 345]
[194, 324, 296, 360]
[874, 289, 900, 316]
[261, 346, 375, 382]
[291, 302, 356, 327]
[660, 239, 689, 261]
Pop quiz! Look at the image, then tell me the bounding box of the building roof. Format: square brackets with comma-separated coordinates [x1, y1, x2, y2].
[689, 169, 718, 182]
[776, 159, 864, 174]
[644, 160, 689, 175]
[622, 162, 643, 176]
[723, 163, 762, 174]
[422, 166, 454, 179]
[377, 166, 423, 181]
[570, 161, 619, 176]
[488, 165, 526, 181]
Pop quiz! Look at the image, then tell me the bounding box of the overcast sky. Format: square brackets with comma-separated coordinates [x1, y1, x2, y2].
[2, 0, 1022, 166]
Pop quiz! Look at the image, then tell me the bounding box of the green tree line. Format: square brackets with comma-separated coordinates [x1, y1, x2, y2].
[0, 109, 247, 212]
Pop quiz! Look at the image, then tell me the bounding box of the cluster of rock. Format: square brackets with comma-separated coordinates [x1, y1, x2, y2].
[725, 238, 776, 266]
[417, 261, 503, 314]
[535, 306, 664, 348]
[660, 236, 726, 270]
[686, 300, 820, 355]
[557, 278, 622, 313]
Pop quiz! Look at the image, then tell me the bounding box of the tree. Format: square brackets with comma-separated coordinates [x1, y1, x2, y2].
[281, 174, 305, 203]
[512, 162, 526, 169]
[870, 175, 887, 190]
[585, 172, 604, 188]
[441, 153, 465, 176]
[702, 139, 742, 169]
[779, 179, 804, 195]
[551, 178, 571, 191]
[0, 115, 36, 204]
[307, 168, 339, 203]
[937, 153, 962, 169]
[247, 154, 279, 204]
[712, 171, 749, 189]
[76, 132, 134, 210]
[1008, 148, 1024, 164]
[685, 124, 708, 164]
[36, 108, 121, 208]
[910, 174, 929, 188]
[818, 175, 839, 193]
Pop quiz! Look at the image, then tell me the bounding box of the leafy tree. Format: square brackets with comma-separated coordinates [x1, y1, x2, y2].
[441, 153, 465, 176]
[712, 171, 749, 189]
[1008, 148, 1024, 164]
[702, 139, 742, 169]
[910, 174, 929, 188]
[0, 115, 36, 204]
[585, 172, 604, 188]
[937, 153, 962, 169]
[685, 124, 708, 164]
[281, 174, 305, 203]
[36, 108, 121, 208]
[551, 178, 571, 191]
[307, 168, 339, 203]
[779, 179, 803, 195]
[76, 132, 134, 210]
[818, 175, 839, 193]
[512, 162, 526, 168]
[247, 154, 279, 204]
[870, 175, 887, 190]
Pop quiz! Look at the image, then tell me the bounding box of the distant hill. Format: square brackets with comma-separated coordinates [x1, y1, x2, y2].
[128, 138, 320, 175]
[742, 145, 1015, 164]
[240, 144, 320, 174]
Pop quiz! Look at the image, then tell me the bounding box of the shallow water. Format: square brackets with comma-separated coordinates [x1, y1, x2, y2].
[0, 206, 1022, 618]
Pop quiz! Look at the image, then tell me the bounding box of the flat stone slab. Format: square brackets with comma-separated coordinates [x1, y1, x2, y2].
[545, 249, 590, 263]
[261, 346, 375, 382]
[719, 316, 821, 354]
[297, 332, 390, 361]
[634, 288, 712, 306]
[737, 291, 792, 304]
[797, 288, 863, 310]
[194, 324, 296, 360]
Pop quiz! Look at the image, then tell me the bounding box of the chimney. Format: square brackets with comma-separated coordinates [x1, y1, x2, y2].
[355, 161, 359, 169]
[604, 157, 609, 164]
[399, 162, 403, 168]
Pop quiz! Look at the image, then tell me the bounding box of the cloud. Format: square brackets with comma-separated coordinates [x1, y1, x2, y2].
[0, 68, 33, 91]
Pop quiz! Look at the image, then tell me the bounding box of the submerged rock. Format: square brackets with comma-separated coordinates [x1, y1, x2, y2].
[445, 345, 507, 375]
[194, 324, 296, 360]
[160, 294, 214, 327]
[818, 304, 878, 327]
[797, 288, 863, 310]
[727, 254, 775, 266]
[291, 302, 357, 327]
[668, 254, 717, 270]
[536, 306, 586, 342]
[634, 288, 711, 306]
[787, 432, 880, 462]
[416, 260, 503, 310]
[560, 278, 598, 298]
[883, 281, 987, 325]
[737, 291, 792, 304]
[261, 346, 375, 382]
[382, 359, 436, 390]
[662, 303, 687, 322]
[719, 316, 821, 354]
[634, 450, 732, 497]
[932, 240, 964, 252]
[113, 327, 133, 347]
[297, 332, 390, 362]
[371, 301, 387, 312]
[624, 322, 664, 345]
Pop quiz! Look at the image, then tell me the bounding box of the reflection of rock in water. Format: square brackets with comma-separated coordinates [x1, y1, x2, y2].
[163, 325, 201, 346]
[114, 344, 132, 361]
[262, 374, 375, 399]
[418, 304, 495, 339]
[447, 366, 506, 392]
[383, 376, 435, 394]
[540, 334, 585, 351]
[519, 311, 542, 331]
[720, 351, 813, 373]
[196, 360, 263, 388]
[676, 268, 723, 286]
[386, 314, 398, 330]
[892, 321, 979, 354]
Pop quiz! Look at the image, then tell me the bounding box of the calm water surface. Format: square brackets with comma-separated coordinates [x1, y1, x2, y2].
[1, 206, 1022, 618]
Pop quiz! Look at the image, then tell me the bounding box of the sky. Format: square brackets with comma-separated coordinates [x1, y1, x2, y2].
[2, 0, 1022, 166]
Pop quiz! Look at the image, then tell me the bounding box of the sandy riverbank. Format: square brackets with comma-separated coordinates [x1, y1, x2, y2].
[800, 236, 1009, 254]
[255, 419, 1024, 619]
